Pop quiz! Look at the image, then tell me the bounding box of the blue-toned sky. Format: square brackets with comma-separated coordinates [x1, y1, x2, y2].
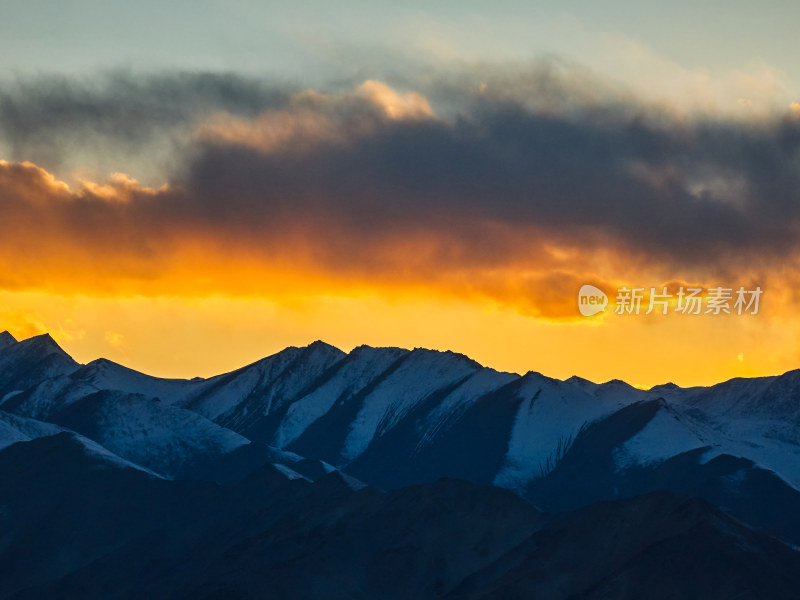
[4, 1, 799, 88]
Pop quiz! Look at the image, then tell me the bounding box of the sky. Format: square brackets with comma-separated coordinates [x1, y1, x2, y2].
[1, 1, 800, 386]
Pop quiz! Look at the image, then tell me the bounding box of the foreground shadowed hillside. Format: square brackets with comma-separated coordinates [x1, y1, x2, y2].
[3, 433, 800, 600]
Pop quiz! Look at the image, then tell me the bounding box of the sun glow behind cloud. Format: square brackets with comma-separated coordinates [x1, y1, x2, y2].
[2, 73, 800, 387]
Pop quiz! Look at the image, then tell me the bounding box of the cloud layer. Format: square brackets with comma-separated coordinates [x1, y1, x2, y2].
[1, 65, 799, 318]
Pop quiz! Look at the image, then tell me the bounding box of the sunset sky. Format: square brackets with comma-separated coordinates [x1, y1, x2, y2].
[2, 1, 800, 386]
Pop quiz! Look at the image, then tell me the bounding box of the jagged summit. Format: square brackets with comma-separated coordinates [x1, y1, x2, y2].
[408, 346, 486, 370]
[521, 370, 561, 384]
[0, 333, 80, 398]
[76, 357, 125, 374]
[305, 339, 343, 353]
[227, 339, 345, 376]
[650, 381, 680, 392]
[596, 378, 639, 392]
[77, 356, 183, 381]
[563, 375, 597, 387]
[17, 333, 71, 357]
[0, 331, 17, 349]
[350, 343, 407, 353]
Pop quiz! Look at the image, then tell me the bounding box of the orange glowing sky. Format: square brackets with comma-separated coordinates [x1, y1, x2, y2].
[0, 142, 797, 387]
[2, 6, 800, 387]
[0, 288, 795, 388]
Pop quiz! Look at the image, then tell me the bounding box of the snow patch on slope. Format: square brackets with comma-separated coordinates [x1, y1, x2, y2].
[0, 412, 161, 476]
[272, 463, 312, 481]
[417, 368, 517, 450]
[273, 346, 407, 448]
[0, 411, 65, 450]
[183, 348, 305, 421]
[340, 350, 479, 462]
[187, 342, 345, 431]
[613, 405, 718, 469]
[58, 392, 251, 478]
[494, 374, 638, 490]
[70, 433, 165, 476]
[668, 373, 800, 489]
[74, 358, 201, 405]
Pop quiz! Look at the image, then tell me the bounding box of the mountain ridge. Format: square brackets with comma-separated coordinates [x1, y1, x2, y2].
[1, 331, 799, 598]
[1, 331, 799, 545]
[5, 329, 799, 392]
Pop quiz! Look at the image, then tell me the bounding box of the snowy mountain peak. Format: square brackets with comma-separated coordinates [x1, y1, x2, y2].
[85, 356, 115, 368]
[351, 343, 406, 354]
[769, 368, 800, 389]
[299, 340, 347, 370]
[0, 331, 17, 350]
[520, 370, 561, 386]
[601, 378, 633, 388]
[76, 357, 121, 377]
[17, 333, 72, 358]
[237, 340, 344, 377]
[77, 357, 150, 381]
[650, 382, 680, 392]
[305, 340, 345, 355]
[0, 334, 80, 399]
[408, 347, 484, 370]
[563, 375, 597, 388]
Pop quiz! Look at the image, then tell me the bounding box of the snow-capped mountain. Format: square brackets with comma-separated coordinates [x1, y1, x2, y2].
[0, 337, 349, 484]
[2, 331, 800, 598]
[0, 333, 79, 401]
[1, 331, 799, 545]
[0, 411, 159, 475]
[0, 410, 64, 450]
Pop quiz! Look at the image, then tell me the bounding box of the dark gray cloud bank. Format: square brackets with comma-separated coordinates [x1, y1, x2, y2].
[1, 62, 799, 292]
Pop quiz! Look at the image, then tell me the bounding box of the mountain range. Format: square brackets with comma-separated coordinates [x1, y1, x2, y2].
[1, 331, 799, 599]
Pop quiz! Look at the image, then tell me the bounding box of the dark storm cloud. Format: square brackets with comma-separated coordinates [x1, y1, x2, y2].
[177, 99, 800, 273]
[1, 65, 800, 298]
[0, 70, 295, 168]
